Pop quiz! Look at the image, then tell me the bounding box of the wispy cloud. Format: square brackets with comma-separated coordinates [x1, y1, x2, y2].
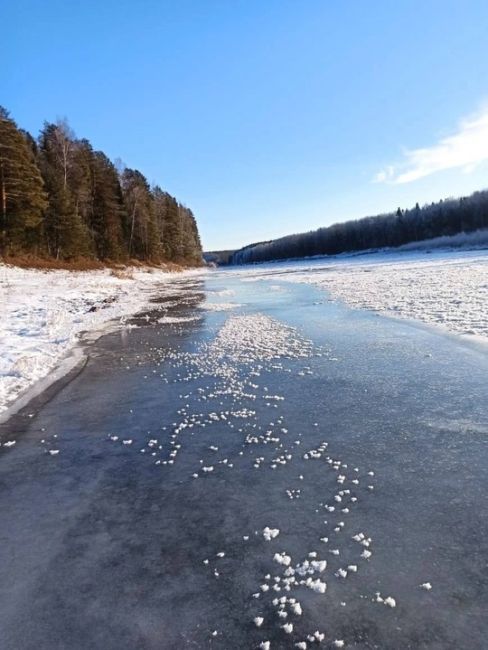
[374, 106, 488, 184]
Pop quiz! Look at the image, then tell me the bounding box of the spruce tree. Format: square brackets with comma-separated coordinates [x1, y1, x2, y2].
[121, 169, 160, 261]
[0, 106, 47, 254]
[163, 195, 182, 261]
[92, 152, 127, 260]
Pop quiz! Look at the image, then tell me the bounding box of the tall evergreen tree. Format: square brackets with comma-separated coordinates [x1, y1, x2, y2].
[179, 205, 202, 264]
[152, 190, 202, 264]
[0, 106, 203, 265]
[91, 152, 127, 260]
[121, 169, 160, 261]
[163, 194, 182, 261]
[38, 122, 92, 259]
[71, 138, 96, 233]
[0, 107, 47, 253]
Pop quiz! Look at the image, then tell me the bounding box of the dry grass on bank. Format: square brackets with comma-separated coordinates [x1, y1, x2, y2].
[1, 255, 204, 273]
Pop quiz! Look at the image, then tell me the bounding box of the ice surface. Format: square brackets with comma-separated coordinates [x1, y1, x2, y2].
[226, 249, 488, 341]
[1, 261, 487, 649]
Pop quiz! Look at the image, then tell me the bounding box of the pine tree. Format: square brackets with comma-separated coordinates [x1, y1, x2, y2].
[1, 106, 203, 265]
[179, 205, 202, 264]
[91, 152, 127, 260]
[185, 209, 203, 263]
[0, 106, 47, 254]
[38, 122, 92, 259]
[121, 169, 160, 261]
[162, 194, 182, 261]
[72, 138, 96, 233]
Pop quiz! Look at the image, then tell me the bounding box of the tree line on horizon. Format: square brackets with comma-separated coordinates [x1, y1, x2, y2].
[0, 106, 202, 265]
[230, 190, 488, 265]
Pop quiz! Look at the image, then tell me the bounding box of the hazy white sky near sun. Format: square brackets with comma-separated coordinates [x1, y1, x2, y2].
[4, 0, 488, 250]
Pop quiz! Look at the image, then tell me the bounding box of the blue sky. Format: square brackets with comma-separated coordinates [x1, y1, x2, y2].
[4, 0, 488, 250]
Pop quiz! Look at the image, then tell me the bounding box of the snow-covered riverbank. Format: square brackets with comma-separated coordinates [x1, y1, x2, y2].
[0, 264, 203, 416]
[230, 249, 488, 343]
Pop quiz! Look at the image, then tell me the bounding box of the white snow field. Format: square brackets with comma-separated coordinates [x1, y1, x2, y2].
[237, 249, 488, 342]
[0, 264, 203, 416]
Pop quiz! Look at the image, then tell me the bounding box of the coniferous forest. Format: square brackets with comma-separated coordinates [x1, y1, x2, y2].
[231, 189, 488, 264]
[0, 107, 203, 266]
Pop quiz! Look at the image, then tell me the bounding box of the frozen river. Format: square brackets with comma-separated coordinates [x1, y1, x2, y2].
[1, 269, 487, 649]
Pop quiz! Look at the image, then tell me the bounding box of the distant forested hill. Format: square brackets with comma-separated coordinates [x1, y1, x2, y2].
[0, 107, 202, 265]
[203, 249, 236, 265]
[230, 191, 488, 265]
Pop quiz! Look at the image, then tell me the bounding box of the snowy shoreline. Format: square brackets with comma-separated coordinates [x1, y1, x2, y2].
[226, 248, 488, 344]
[0, 264, 204, 419]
